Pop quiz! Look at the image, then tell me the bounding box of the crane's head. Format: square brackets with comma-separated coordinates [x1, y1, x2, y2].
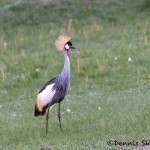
[55, 35, 75, 55]
[64, 41, 75, 50]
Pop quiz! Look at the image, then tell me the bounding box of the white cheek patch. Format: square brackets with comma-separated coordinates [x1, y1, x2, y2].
[38, 83, 56, 107]
[65, 44, 69, 50]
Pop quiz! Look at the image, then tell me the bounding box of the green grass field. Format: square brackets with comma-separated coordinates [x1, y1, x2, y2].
[0, 0, 150, 149]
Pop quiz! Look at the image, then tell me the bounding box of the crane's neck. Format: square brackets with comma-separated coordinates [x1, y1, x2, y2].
[58, 50, 70, 88]
[62, 50, 70, 77]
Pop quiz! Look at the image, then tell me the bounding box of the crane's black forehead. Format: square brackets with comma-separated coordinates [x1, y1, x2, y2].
[66, 41, 72, 46]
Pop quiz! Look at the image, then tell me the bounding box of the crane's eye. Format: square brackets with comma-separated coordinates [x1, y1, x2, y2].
[67, 42, 72, 46]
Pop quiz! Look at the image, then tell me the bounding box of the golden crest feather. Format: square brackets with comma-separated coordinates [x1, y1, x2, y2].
[55, 35, 71, 51]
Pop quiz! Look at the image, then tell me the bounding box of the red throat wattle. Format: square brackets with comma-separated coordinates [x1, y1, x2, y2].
[67, 51, 70, 57]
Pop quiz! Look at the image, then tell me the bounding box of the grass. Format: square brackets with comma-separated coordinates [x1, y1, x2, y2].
[0, 0, 150, 149]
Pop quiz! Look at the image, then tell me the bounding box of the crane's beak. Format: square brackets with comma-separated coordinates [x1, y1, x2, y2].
[70, 46, 76, 49]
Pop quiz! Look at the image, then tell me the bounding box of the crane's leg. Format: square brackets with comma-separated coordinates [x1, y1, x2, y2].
[46, 106, 50, 134]
[58, 102, 62, 130]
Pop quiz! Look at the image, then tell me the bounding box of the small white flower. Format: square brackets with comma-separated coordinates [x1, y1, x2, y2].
[36, 68, 40, 72]
[11, 112, 17, 117]
[128, 57, 133, 62]
[4, 42, 7, 48]
[67, 109, 71, 112]
[98, 107, 101, 110]
[114, 57, 118, 60]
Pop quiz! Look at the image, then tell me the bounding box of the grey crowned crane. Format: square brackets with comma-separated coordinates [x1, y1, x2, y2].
[34, 35, 75, 134]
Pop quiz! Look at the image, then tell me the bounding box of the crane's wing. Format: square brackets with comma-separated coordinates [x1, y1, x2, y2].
[34, 77, 57, 116]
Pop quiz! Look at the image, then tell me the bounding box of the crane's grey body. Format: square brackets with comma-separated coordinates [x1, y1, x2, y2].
[34, 38, 75, 134]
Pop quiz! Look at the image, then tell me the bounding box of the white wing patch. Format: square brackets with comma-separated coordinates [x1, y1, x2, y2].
[38, 83, 56, 107]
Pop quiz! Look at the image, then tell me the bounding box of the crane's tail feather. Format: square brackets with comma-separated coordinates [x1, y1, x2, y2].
[34, 97, 46, 116]
[34, 103, 46, 116]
